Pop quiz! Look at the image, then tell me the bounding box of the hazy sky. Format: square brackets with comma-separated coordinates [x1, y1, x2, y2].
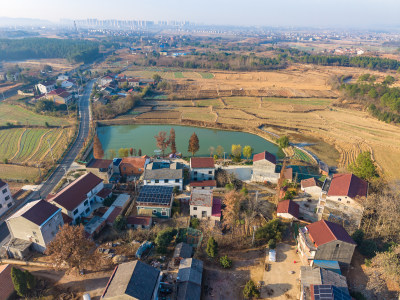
[2, 0, 400, 28]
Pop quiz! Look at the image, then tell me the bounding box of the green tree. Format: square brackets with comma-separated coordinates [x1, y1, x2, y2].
[153, 73, 162, 83]
[188, 132, 200, 156]
[243, 145, 253, 160]
[220, 255, 232, 268]
[118, 148, 129, 158]
[268, 239, 276, 249]
[190, 217, 200, 229]
[113, 215, 127, 231]
[255, 219, 285, 242]
[11, 267, 36, 297]
[352, 229, 364, 247]
[155, 227, 177, 253]
[348, 151, 378, 181]
[231, 144, 242, 162]
[206, 236, 218, 258]
[243, 280, 260, 299]
[277, 136, 290, 148]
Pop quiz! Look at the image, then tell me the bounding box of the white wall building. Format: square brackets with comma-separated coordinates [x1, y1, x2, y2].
[190, 157, 215, 181]
[189, 190, 213, 219]
[36, 81, 55, 94]
[143, 169, 183, 190]
[0, 180, 14, 217]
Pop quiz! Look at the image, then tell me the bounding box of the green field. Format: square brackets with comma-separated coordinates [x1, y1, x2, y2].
[0, 103, 73, 127]
[223, 97, 260, 109]
[174, 72, 184, 78]
[261, 97, 332, 106]
[0, 164, 41, 182]
[195, 99, 223, 108]
[293, 148, 313, 163]
[199, 72, 214, 79]
[0, 128, 25, 161]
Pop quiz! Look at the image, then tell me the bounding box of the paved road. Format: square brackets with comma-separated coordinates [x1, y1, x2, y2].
[0, 79, 94, 247]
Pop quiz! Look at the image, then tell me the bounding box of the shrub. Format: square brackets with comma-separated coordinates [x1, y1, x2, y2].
[352, 229, 364, 246]
[359, 239, 378, 258]
[206, 236, 218, 258]
[155, 227, 177, 254]
[276, 136, 290, 148]
[268, 239, 276, 249]
[11, 267, 36, 297]
[255, 219, 285, 243]
[225, 183, 234, 191]
[220, 255, 232, 268]
[190, 218, 200, 229]
[243, 280, 260, 299]
[240, 187, 248, 196]
[364, 258, 372, 267]
[113, 215, 127, 231]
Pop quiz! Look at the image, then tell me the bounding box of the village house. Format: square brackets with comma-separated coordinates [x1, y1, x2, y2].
[57, 74, 69, 81]
[86, 158, 113, 182]
[251, 151, 279, 183]
[190, 157, 215, 182]
[6, 200, 63, 254]
[136, 186, 174, 218]
[299, 266, 351, 300]
[317, 173, 368, 230]
[102, 260, 161, 300]
[128, 78, 140, 87]
[176, 258, 203, 300]
[61, 80, 74, 89]
[189, 190, 221, 221]
[189, 179, 217, 191]
[297, 220, 356, 266]
[301, 177, 322, 197]
[126, 216, 152, 229]
[143, 169, 183, 190]
[99, 75, 113, 87]
[46, 88, 73, 105]
[277, 199, 300, 220]
[36, 80, 55, 94]
[108, 158, 122, 183]
[49, 172, 105, 224]
[120, 156, 150, 181]
[0, 180, 15, 217]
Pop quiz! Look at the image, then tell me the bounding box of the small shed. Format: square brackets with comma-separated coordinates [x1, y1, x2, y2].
[173, 242, 193, 266]
[6, 238, 32, 259]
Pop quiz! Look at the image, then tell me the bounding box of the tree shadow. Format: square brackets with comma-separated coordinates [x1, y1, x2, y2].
[262, 283, 293, 298]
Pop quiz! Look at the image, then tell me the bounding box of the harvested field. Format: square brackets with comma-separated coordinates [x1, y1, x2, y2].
[0, 164, 41, 181]
[178, 107, 216, 122]
[194, 99, 224, 108]
[134, 110, 182, 119]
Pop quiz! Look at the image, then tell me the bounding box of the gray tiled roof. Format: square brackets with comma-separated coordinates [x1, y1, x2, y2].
[143, 168, 183, 180]
[173, 242, 193, 259]
[102, 261, 160, 300]
[177, 258, 203, 285]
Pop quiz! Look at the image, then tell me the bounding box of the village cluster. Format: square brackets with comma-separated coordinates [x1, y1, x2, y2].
[0, 144, 368, 299]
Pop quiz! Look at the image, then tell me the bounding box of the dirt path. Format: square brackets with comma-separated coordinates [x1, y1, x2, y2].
[9, 128, 27, 161]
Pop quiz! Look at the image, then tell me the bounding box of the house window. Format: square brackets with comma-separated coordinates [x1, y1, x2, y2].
[194, 171, 197, 175]
[155, 180, 159, 183]
[347, 200, 350, 204]
[193, 206, 197, 210]
[73, 209, 79, 215]
[336, 244, 340, 248]
[208, 171, 212, 174]
[202, 187, 205, 190]
[161, 211, 167, 216]
[164, 179, 169, 183]
[338, 198, 342, 201]
[7, 203, 12, 208]
[202, 211, 207, 218]
[85, 208, 90, 214]
[153, 209, 157, 214]
[4, 195, 10, 201]
[84, 200, 89, 206]
[2, 188, 7, 194]
[174, 179, 179, 183]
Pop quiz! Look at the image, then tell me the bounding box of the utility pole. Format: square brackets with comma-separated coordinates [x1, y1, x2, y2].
[63, 166, 69, 184]
[47, 138, 55, 163]
[252, 225, 257, 245]
[255, 190, 259, 202]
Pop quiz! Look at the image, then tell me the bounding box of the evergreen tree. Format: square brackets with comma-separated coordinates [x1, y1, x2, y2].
[206, 236, 218, 258]
[188, 132, 200, 156]
[93, 134, 104, 159]
[349, 151, 378, 181]
[11, 267, 27, 297]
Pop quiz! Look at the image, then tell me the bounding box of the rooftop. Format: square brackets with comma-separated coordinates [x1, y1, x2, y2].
[51, 172, 103, 211]
[8, 238, 32, 251]
[190, 190, 213, 207]
[189, 180, 217, 187]
[102, 261, 160, 300]
[143, 168, 183, 180]
[277, 199, 300, 219]
[211, 197, 222, 218]
[0, 264, 14, 300]
[177, 258, 203, 285]
[173, 242, 193, 259]
[136, 186, 173, 207]
[301, 177, 318, 188]
[86, 158, 112, 169]
[113, 193, 131, 208]
[190, 157, 215, 169]
[127, 216, 152, 226]
[327, 173, 368, 199]
[8, 199, 60, 226]
[253, 151, 277, 164]
[96, 188, 112, 199]
[305, 220, 355, 247]
[0, 179, 7, 189]
[84, 216, 105, 235]
[120, 156, 148, 175]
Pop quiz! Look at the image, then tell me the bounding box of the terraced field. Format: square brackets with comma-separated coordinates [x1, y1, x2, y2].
[0, 128, 72, 165]
[292, 148, 314, 163]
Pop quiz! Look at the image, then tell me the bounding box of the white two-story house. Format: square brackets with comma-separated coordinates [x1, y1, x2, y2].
[143, 169, 183, 191]
[190, 157, 215, 182]
[0, 180, 15, 217]
[7, 200, 64, 254]
[36, 80, 56, 94]
[50, 172, 105, 224]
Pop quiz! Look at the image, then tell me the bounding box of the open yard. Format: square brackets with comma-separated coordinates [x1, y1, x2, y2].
[0, 103, 74, 127]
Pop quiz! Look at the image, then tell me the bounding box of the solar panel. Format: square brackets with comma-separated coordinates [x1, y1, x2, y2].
[136, 186, 174, 205]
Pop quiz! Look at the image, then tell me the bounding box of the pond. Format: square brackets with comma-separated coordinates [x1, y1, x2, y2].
[97, 124, 284, 158]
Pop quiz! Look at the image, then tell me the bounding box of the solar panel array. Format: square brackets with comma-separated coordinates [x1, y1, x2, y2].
[312, 285, 351, 300]
[137, 186, 174, 205]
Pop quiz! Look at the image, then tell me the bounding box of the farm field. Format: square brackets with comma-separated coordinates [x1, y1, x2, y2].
[0, 103, 74, 127]
[194, 99, 223, 108]
[0, 127, 73, 166]
[0, 164, 42, 182]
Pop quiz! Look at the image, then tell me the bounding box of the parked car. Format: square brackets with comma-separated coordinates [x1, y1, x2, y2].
[269, 249, 276, 262]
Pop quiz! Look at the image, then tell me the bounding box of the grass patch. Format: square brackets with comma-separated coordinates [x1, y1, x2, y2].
[0, 103, 73, 126]
[199, 72, 214, 79]
[174, 72, 184, 78]
[0, 164, 41, 182]
[262, 98, 332, 106]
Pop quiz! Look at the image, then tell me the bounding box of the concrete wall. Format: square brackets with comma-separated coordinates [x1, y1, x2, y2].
[277, 212, 297, 220]
[302, 186, 322, 197]
[190, 205, 212, 219]
[190, 168, 215, 181]
[314, 241, 356, 265]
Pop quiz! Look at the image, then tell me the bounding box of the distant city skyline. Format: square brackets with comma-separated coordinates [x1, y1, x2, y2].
[1, 0, 400, 29]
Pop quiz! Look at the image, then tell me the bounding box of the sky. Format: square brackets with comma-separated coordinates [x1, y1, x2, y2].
[2, 0, 400, 28]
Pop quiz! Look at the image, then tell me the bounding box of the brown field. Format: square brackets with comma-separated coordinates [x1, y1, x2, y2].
[0, 164, 42, 182]
[3, 58, 80, 73]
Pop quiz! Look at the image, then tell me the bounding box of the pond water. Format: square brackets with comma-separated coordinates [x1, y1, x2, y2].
[97, 124, 284, 158]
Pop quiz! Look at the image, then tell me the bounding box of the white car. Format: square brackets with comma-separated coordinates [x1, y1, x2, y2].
[269, 249, 276, 262]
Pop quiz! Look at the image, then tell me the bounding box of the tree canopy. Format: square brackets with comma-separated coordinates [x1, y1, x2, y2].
[188, 132, 200, 156]
[349, 151, 378, 181]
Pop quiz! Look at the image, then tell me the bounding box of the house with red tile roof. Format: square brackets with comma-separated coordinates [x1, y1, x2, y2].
[49, 172, 104, 224]
[190, 157, 215, 181]
[277, 199, 299, 220]
[0, 264, 14, 300]
[127, 216, 152, 229]
[251, 151, 279, 183]
[297, 220, 356, 265]
[6, 200, 63, 253]
[317, 173, 368, 231]
[189, 180, 217, 191]
[301, 177, 322, 197]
